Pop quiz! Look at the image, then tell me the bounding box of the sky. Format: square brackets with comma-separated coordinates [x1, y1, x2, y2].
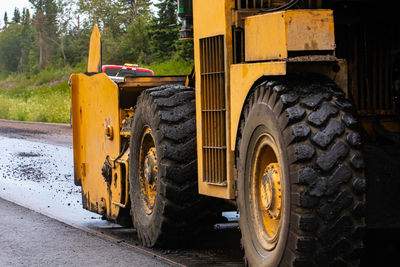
[0, 0, 32, 25]
[0, 1, 160, 26]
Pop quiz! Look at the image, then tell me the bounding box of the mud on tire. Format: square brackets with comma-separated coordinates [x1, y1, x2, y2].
[129, 84, 217, 247]
[236, 74, 366, 266]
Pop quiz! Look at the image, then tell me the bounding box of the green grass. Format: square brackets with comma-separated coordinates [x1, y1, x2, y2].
[0, 59, 191, 124]
[144, 58, 193, 76]
[0, 69, 71, 123]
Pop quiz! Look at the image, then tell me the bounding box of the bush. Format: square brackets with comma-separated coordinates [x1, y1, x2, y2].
[144, 58, 193, 76]
[0, 75, 70, 123]
[0, 96, 10, 118]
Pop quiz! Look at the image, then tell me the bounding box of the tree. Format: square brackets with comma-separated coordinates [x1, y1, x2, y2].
[21, 8, 31, 25]
[77, 0, 124, 35]
[13, 8, 21, 24]
[150, 0, 180, 61]
[0, 24, 24, 73]
[19, 11, 35, 73]
[29, 0, 59, 69]
[118, 15, 152, 64]
[54, 0, 76, 64]
[0, 0, 189, 77]
[122, 0, 152, 21]
[3, 12, 8, 28]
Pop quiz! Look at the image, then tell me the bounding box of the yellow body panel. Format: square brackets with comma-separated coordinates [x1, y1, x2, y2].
[245, 10, 335, 61]
[245, 12, 287, 61]
[193, 0, 235, 199]
[71, 73, 122, 218]
[194, 0, 235, 199]
[230, 62, 287, 150]
[192, 0, 229, 39]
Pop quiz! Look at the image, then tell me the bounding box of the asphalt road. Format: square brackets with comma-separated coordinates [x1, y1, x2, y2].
[0, 119, 244, 267]
[3, 119, 399, 266]
[0, 120, 173, 266]
[0, 197, 169, 267]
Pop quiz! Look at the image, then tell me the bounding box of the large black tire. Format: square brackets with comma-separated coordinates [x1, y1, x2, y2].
[237, 74, 366, 266]
[129, 84, 216, 247]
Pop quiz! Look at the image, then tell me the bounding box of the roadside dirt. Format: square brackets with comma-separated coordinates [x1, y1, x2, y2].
[0, 119, 72, 147]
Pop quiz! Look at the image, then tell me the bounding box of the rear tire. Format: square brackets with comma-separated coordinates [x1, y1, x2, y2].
[237, 75, 366, 266]
[129, 84, 216, 247]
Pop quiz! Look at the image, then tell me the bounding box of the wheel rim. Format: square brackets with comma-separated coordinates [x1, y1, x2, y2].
[250, 133, 283, 251]
[139, 127, 158, 215]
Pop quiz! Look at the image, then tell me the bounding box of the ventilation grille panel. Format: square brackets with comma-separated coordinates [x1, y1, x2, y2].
[237, 0, 290, 9]
[200, 35, 227, 185]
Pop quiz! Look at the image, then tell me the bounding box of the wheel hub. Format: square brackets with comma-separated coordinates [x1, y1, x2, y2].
[139, 128, 158, 215]
[250, 134, 284, 251]
[144, 148, 157, 184]
[261, 163, 281, 220]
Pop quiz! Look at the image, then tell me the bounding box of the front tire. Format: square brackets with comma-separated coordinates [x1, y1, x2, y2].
[237, 75, 366, 266]
[129, 84, 215, 247]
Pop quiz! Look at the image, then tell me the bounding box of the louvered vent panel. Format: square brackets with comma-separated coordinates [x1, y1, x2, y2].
[336, 23, 399, 115]
[237, 0, 290, 9]
[200, 35, 227, 185]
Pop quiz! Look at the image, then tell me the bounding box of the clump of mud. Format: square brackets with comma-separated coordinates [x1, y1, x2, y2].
[17, 152, 42, 158]
[16, 164, 46, 182]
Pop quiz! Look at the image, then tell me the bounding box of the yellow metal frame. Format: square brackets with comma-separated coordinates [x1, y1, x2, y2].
[71, 72, 122, 218]
[71, 25, 189, 218]
[194, 0, 235, 199]
[193, 2, 337, 199]
[73, 3, 342, 205]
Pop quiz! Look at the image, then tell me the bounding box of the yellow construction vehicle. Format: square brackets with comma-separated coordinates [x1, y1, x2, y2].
[70, 0, 400, 266]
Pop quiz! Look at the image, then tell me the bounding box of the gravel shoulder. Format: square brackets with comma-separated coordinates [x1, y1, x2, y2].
[0, 119, 72, 147]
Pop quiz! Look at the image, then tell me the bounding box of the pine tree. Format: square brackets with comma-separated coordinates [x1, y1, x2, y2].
[130, 0, 152, 19]
[150, 0, 180, 61]
[29, 0, 59, 69]
[22, 8, 31, 25]
[3, 12, 8, 28]
[13, 8, 21, 24]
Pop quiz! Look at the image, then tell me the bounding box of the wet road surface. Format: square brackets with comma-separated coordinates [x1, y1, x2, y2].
[2, 119, 400, 266]
[0, 119, 244, 266]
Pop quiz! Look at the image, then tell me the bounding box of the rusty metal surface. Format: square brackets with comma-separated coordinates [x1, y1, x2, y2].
[244, 10, 335, 62]
[286, 54, 337, 62]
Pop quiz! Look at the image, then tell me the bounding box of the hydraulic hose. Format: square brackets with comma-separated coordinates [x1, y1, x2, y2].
[260, 0, 300, 13]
